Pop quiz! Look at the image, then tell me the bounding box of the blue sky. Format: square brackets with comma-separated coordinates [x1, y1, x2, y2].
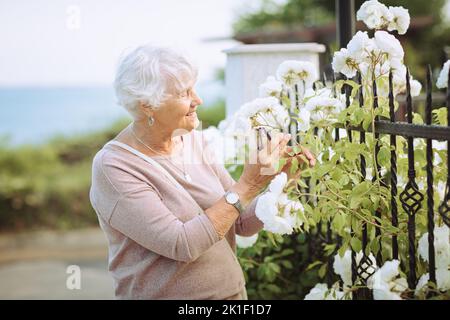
[0, 0, 248, 86]
[1, 0, 449, 87]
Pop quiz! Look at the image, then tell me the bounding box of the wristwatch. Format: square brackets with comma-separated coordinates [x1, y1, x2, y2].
[224, 191, 244, 215]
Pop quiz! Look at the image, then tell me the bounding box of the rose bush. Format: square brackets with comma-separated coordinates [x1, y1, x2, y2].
[205, 0, 449, 300]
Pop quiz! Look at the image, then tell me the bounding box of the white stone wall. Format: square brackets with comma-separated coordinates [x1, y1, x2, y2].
[223, 43, 326, 117]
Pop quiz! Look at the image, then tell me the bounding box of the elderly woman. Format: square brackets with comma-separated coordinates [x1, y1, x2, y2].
[89, 44, 315, 300]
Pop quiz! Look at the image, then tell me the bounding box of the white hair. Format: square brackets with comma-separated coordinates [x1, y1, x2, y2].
[113, 44, 198, 118]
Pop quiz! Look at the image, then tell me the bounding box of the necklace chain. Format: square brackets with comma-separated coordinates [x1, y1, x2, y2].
[130, 124, 192, 182]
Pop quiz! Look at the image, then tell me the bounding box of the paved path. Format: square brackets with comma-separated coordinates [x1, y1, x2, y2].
[0, 228, 114, 299]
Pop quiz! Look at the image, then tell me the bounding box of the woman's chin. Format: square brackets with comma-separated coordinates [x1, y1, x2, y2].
[183, 115, 200, 130]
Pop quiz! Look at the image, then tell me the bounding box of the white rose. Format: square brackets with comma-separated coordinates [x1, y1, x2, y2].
[390, 66, 421, 97]
[435, 181, 446, 202]
[388, 6, 410, 35]
[222, 113, 252, 137]
[433, 140, 446, 166]
[374, 30, 404, 61]
[415, 268, 450, 296]
[410, 79, 422, 97]
[333, 250, 353, 286]
[255, 192, 279, 222]
[268, 171, 287, 194]
[239, 97, 279, 118]
[304, 283, 345, 300]
[347, 31, 371, 59]
[418, 224, 450, 269]
[356, 0, 393, 30]
[375, 60, 391, 78]
[264, 215, 295, 235]
[304, 87, 333, 99]
[276, 60, 317, 88]
[332, 48, 359, 78]
[297, 108, 311, 132]
[236, 234, 259, 248]
[436, 60, 450, 89]
[283, 200, 304, 229]
[305, 96, 345, 123]
[255, 172, 303, 235]
[253, 103, 290, 130]
[304, 283, 328, 300]
[240, 97, 290, 130]
[368, 260, 407, 300]
[259, 76, 283, 98]
[390, 58, 407, 79]
[333, 250, 378, 287]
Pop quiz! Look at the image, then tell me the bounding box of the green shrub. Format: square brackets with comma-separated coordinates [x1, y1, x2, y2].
[0, 118, 129, 231]
[238, 231, 324, 299]
[197, 99, 225, 128]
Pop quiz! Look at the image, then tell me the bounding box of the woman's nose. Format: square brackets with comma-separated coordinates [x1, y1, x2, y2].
[192, 91, 203, 106]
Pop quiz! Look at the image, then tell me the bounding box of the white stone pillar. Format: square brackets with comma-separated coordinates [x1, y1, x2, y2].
[223, 43, 326, 117]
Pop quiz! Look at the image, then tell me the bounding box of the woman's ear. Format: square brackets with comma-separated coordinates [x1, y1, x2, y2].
[138, 101, 154, 118]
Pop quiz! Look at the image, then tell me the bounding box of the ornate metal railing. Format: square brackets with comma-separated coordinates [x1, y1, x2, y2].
[301, 67, 450, 299]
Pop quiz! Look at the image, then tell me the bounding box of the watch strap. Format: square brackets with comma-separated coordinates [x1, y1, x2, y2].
[225, 191, 244, 215]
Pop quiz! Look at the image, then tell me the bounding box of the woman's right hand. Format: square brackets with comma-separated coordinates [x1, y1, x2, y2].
[234, 130, 291, 204]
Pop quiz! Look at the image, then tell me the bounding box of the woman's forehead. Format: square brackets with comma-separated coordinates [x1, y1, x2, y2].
[167, 74, 197, 92]
[180, 72, 197, 87]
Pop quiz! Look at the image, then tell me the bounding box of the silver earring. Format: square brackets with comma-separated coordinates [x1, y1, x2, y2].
[148, 116, 154, 126]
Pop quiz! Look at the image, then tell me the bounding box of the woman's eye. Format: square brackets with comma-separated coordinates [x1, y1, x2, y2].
[180, 89, 192, 98]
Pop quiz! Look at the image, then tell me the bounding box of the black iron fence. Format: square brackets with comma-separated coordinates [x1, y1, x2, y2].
[301, 67, 450, 299]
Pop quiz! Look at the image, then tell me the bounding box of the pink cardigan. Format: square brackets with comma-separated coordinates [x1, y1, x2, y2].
[89, 129, 263, 299]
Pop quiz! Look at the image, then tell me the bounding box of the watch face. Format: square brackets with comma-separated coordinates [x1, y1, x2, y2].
[226, 192, 239, 204]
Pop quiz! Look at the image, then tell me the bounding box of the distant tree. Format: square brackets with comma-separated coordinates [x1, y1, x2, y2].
[233, 0, 450, 75]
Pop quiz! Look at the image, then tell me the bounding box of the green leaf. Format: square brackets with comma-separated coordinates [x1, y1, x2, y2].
[362, 112, 373, 131]
[353, 108, 365, 125]
[312, 206, 322, 223]
[290, 157, 299, 175]
[377, 146, 390, 167]
[266, 232, 278, 247]
[351, 181, 371, 197]
[256, 266, 266, 280]
[292, 145, 301, 155]
[297, 179, 308, 188]
[413, 112, 424, 124]
[370, 194, 380, 210]
[275, 157, 287, 172]
[306, 261, 323, 271]
[370, 237, 380, 255]
[330, 168, 343, 181]
[350, 196, 362, 210]
[338, 243, 348, 257]
[281, 95, 291, 107]
[323, 243, 337, 256]
[339, 174, 350, 186]
[266, 284, 281, 293]
[350, 237, 362, 252]
[314, 163, 333, 178]
[280, 260, 293, 269]
[432, 107, 447, 125]
[332, 212, 345, 231]
[327, 180, 341, 191]
[318, 263, 327, 279]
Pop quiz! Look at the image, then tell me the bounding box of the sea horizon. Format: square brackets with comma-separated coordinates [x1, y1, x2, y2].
[0, 80, 225, 146]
